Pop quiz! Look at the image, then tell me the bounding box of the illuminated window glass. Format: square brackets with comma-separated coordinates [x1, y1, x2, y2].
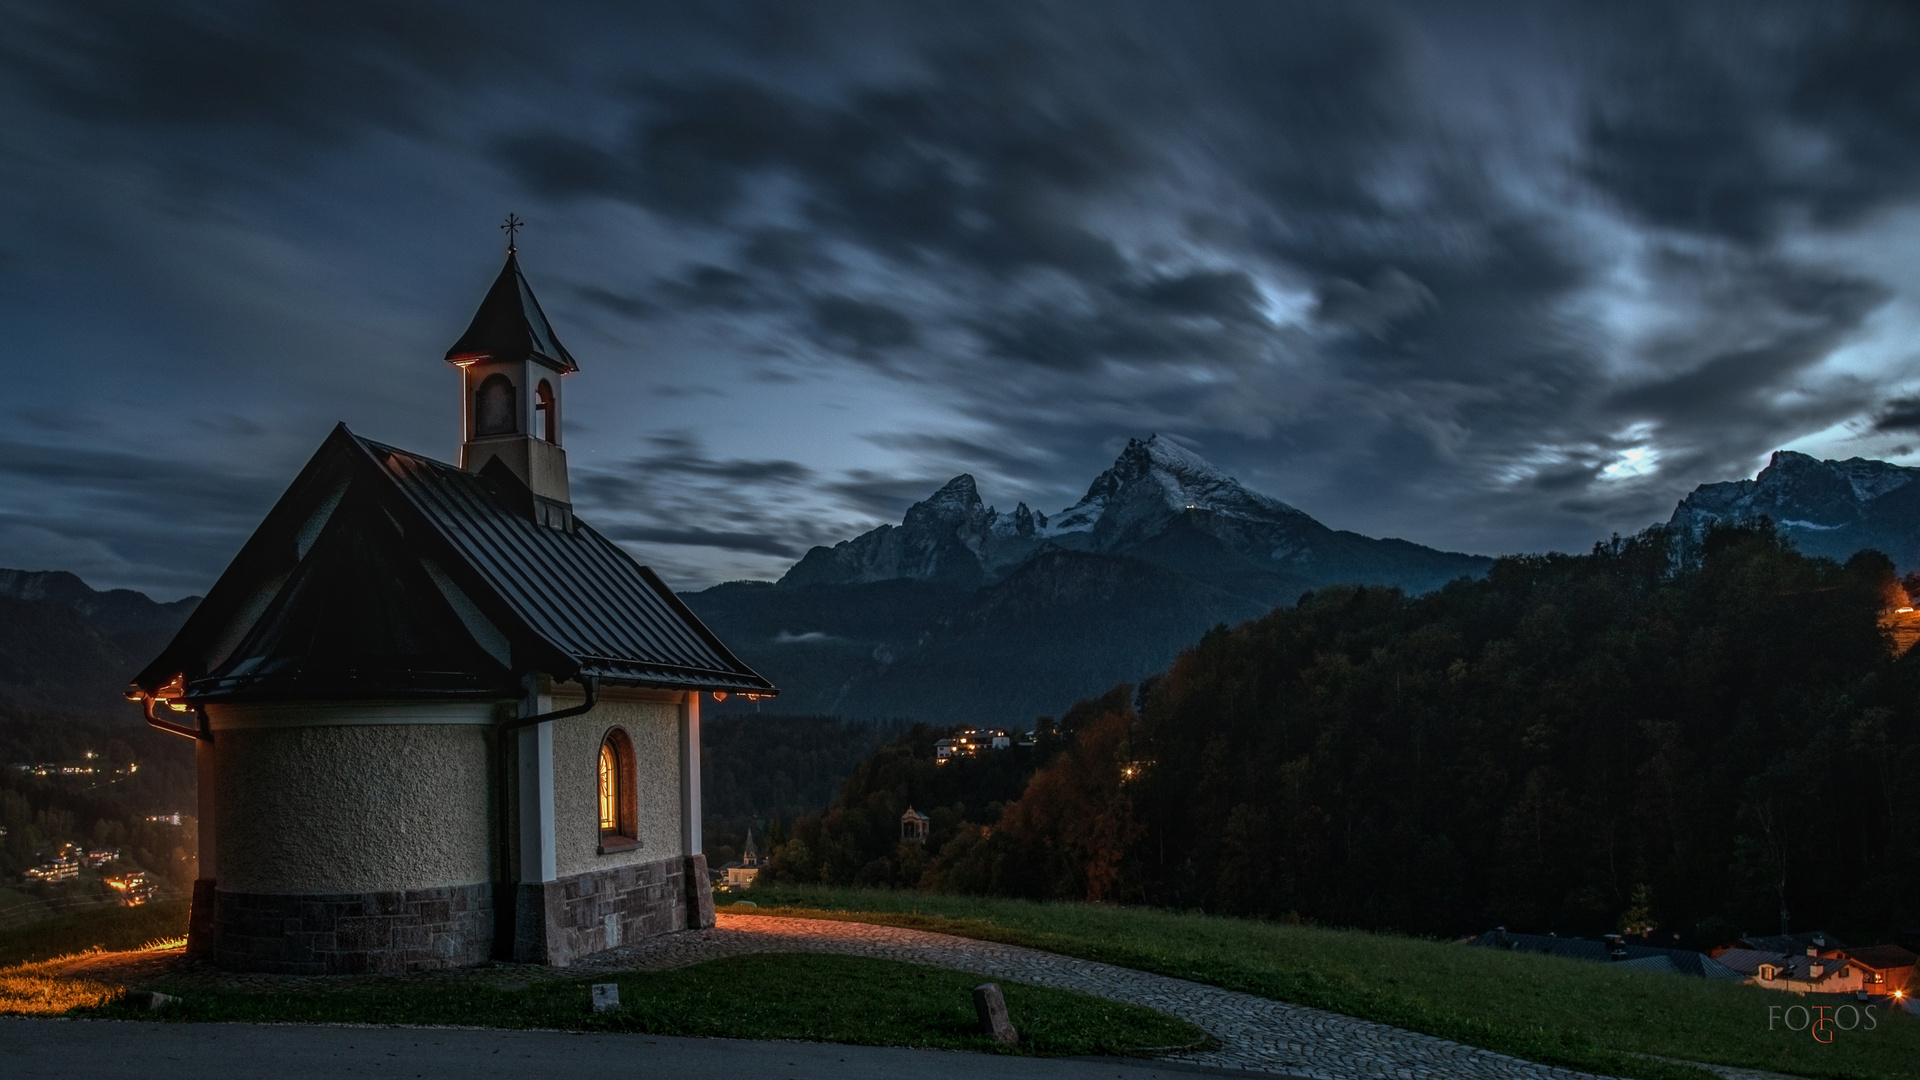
[598, 728, 636, 845]
[598, 743, 617, 832]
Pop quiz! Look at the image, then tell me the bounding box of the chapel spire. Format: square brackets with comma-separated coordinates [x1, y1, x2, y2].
[446, 228, 578, 529]
[444, 250, 579, 373]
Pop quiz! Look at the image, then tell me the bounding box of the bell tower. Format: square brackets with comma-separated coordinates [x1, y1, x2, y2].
[445, 229, 579, 530]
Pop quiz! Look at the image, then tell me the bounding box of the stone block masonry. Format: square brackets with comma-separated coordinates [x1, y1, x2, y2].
[212, 883, 493, 974]
[516, 854, 695, 965]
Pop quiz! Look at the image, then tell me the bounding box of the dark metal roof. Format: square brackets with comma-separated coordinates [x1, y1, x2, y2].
[1462, 930, 1740, 979]
[353, 433, 772, 693]
[1842, 944, 1918, 971]
[192, 481, 517, 702]
[443, 252, 579, 373]
[135, 424, 774, 700]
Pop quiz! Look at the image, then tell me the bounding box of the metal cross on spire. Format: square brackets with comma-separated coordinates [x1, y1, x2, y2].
[501, 213, 524, 254]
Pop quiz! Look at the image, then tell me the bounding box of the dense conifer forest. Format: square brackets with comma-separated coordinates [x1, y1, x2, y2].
[698, 714, 909, 868]
[764, 525, 1920, 943]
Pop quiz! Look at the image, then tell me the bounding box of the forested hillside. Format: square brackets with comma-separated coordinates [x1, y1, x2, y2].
[0, 571, 201, 910]
[764, 524, 1920, 943]
[698, 713, 906, 867]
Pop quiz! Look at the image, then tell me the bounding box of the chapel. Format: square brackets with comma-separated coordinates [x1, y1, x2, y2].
[129, 240, 776, 974]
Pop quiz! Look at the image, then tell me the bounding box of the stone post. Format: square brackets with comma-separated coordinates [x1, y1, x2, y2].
[973, 983, 1018, 1045]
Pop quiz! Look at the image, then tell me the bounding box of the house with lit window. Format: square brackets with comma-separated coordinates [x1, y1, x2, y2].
[1714, 932, 1917, 999]
[129, 243, 775, 975]
[933, 728, 1011, 762]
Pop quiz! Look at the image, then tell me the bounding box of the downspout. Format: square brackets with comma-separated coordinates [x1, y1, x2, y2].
[130, 684, 216, 954]
[493, 675, 598, 961]
[132, 689, 210, 742]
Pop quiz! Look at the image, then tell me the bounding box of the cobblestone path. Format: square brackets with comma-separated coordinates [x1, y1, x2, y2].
[575, 912, 1599, 1079]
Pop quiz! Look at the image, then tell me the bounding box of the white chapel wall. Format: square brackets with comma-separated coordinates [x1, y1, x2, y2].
[549, 693, 684, 879]
[206, 702, 495, 894]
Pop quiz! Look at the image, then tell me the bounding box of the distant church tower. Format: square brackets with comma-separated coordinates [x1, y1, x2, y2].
[132, 234, 774, 974]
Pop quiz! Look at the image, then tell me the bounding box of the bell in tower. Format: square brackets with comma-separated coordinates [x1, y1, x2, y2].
[445, 224, 579, 529]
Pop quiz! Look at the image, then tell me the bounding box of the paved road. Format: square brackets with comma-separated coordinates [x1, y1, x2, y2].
[0, 1019, 1273, 1080]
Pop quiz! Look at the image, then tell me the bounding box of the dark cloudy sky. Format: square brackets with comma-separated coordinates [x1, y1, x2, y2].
[6, 1, 1920, 600]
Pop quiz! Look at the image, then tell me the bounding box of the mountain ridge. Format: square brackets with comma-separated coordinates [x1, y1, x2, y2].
[1667, 449, 1920, 570]
[0, 570, 200, 715]
[780, 434, 1489, 602]
[693, 435, 1491, 722]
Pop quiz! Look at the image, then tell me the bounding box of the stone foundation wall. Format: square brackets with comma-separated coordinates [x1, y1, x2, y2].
[211, 882, 493, 974]
[517, 854, 714, 965]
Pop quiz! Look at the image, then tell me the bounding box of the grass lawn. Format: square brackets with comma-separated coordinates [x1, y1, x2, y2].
[70, 952, 1204, 1056]
[0, 899, 187, 967]
[742, 886, 1920, 1080]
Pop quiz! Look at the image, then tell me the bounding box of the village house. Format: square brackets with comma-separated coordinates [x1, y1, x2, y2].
[104, 871, 157, 905]
[934, 728, 1011, 762]
[1713, 933, 1917, 999]
[23, 845, 81, 883]
[128, 240, 775, 974]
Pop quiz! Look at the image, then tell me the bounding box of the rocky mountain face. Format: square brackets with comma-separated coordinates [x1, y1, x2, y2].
[781, 435, 1487, 600]
[1667, 451, 1920, 569]
[690, 436, 1490, 724]
[0, 570, 200, 714]
[780, 475, 1040, 588]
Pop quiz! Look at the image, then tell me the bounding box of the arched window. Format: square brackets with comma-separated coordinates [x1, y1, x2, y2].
[598, 728, 638, 851]
[474, 374, 517, 436]
[534, 380, 557, 443]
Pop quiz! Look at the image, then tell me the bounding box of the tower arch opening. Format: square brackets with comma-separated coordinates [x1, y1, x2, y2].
[474, 374, 516, 437]
[535, 379, 557, 443]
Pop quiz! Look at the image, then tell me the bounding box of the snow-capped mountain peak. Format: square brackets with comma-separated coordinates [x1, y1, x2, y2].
[778, 432, 1487, 593]
[1044, 435, 1306, 539]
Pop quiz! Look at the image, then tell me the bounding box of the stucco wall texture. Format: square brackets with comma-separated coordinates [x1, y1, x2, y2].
[551, 698, 683, 879]
[210, 722, 493, 894]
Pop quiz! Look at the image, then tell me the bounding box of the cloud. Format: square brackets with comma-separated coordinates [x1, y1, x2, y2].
[0, 438, 281, 521]
[826, 471, 960, 520]
[1583, 3, 1920, 245]
[1875, 397, 1920, 432]
[606, 435, 815, 484]
[0, 0, 505, 144]
[808, 295, 918, 355]
[7, 1, 1920, 596]
[597, 524, 798, 558]
[0, 437, 288, 597]
[1124, 270, 1264, 321]
[1313, 268, 1437, 341]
